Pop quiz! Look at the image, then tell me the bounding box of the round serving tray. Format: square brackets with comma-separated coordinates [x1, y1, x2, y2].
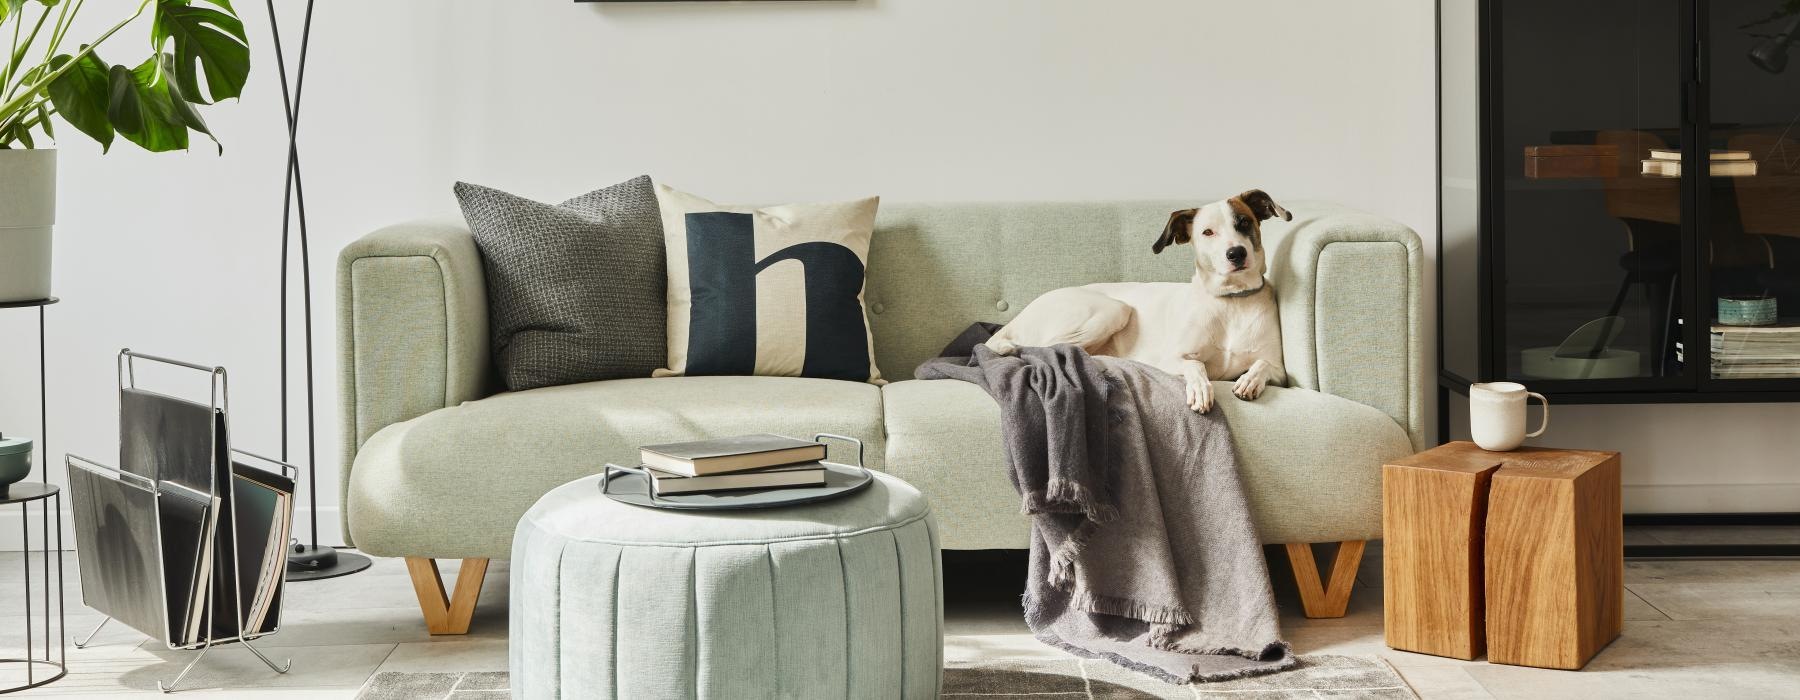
[599, 461, 874, 511]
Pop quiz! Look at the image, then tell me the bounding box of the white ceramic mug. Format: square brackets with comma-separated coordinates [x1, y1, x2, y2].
[1469, 382, 1549, 451]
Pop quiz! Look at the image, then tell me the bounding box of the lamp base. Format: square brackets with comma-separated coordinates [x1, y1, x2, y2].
[286, 545, 373, 582]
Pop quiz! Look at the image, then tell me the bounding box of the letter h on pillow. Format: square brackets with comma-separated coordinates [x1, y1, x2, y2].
[653, 183, 885, 384]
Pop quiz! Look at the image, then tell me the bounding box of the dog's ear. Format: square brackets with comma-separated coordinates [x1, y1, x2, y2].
[1239, 189, 1292, 222]
[1153, 209, 1197, 254]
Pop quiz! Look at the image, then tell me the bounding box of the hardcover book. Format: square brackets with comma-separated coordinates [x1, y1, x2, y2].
[646, 462, 828, 495]
[639, 434, 827, 476]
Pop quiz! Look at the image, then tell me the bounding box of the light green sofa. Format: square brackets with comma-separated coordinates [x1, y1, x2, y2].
[337, 199, 1423, 633]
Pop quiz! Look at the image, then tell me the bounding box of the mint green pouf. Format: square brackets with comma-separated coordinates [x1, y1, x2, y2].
[509, 471, 943, 700]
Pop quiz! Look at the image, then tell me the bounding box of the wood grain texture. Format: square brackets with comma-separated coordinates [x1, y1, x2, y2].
[1382, 442, 1502, 660]
[405, 557, 490, 635]
[1285, 541, 1365, 618]
[1485, 449, 1623, 670]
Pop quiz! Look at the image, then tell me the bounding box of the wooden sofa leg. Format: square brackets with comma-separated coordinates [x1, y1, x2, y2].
[405, 557, 489, 635]
[1283, 540, 1366, 619]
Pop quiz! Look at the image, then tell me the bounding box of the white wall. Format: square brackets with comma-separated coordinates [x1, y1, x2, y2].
[0, 0, 1787, 551]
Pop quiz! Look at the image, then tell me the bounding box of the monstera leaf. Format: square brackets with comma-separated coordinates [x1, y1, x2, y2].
[0, 0, 246, 150]
[46, 50, 114, 152]
[108, 54, 210, 152]
[151, 0, 248, 104]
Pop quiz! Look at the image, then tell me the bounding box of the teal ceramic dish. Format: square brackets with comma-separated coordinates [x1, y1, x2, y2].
[0, 434, 32, 493]
[1718, 296, 1778, 326]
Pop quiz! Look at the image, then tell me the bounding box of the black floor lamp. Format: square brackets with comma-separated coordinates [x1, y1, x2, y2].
[268, 0, 371, 582]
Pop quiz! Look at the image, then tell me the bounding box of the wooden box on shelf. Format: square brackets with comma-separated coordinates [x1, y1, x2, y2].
[1523, 144, 1620, 179]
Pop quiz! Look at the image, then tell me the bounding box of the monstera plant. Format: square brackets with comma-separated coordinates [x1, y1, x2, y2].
[0, 0, 249, 151]
[0, 0, 249, 302]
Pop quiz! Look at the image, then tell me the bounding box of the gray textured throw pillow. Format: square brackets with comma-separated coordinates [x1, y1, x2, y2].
[454, 175, 666, 391]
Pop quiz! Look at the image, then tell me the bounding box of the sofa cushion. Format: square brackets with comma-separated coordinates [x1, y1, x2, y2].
[454, 176, 667, 391]
[881, 378, 1411, 550]
[653, 184, 884, 383]
[347, 376, 885, 558]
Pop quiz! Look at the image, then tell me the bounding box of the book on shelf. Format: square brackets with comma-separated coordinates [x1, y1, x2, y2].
[1709, 322, 1800, 379]
[1642, 158, 1758, 177]
[639, 434, 827, 476]
[645, 462, 828, 495]
[1648, 148, 1752, 161]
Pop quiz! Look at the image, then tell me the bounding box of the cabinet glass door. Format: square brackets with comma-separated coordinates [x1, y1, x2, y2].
[1497, 0, 1688, 387]
[1705, 0, 1800, 384]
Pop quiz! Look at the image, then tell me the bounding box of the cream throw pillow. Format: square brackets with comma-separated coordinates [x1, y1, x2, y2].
[653, 183, 884, 383]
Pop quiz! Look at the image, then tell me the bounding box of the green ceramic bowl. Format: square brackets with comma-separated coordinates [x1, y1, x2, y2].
[0, 434, 32, 493]
[1719, 296, 1778, 326]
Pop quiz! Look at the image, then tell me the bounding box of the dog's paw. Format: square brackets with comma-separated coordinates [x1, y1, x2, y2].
[1185, 378, 1214, 413]
[985, 337, 1019, 356]
[1232, 373, 1266, 400]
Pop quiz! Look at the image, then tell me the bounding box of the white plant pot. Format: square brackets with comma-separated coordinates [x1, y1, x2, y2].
[0, 148, 55, 303]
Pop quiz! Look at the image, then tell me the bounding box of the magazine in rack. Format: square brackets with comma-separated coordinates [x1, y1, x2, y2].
[66, 350, 298, 689]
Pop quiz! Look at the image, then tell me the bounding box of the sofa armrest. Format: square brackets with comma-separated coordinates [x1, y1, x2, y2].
[337, 219, 492, 542]
[1261, 202, 1425, 451]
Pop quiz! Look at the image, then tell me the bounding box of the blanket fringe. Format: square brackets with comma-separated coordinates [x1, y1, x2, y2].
[1029, 629, 1298, 685]
[1070, 590, 1193, 627]
[1042, 478, 1119, 523]
[1047, 519, 1107, 590]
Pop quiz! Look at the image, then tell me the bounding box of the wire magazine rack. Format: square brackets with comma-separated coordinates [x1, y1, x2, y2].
[65, 350, 298, 693]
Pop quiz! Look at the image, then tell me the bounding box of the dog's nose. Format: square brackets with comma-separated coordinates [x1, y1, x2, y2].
[1226, 246, 1248, 266]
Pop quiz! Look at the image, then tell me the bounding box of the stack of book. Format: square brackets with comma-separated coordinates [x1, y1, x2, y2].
[639, 434, 829, 496]
[1711, 322, 1800, 379]
[1642, 149, 1758, 178]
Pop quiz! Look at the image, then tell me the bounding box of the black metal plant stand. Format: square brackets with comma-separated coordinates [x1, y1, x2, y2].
[0, 297, 65, 693]
[265, 0, 370, 582]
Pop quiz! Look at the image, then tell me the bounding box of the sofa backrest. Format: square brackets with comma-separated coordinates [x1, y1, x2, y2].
[866, 200, 1198, 380]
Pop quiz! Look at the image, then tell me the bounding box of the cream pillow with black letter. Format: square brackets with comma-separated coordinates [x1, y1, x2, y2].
[653, 183, 884, 384]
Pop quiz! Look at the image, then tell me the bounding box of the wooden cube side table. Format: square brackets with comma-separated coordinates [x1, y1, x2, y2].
[1485, 447, 1623, 670]
[1382, 443, 1502, 660]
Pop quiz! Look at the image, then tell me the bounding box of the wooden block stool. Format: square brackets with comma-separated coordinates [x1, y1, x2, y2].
[1485, 447, 1623, 670]
[1382, 444, 1502, 660]
[1382, 442, 1623, 670]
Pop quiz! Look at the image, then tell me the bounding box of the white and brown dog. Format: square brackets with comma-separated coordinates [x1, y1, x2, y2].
[984, 189, 1290, 413]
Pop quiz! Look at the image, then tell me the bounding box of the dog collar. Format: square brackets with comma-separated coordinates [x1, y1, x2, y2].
[1217, 282, 1266, 298]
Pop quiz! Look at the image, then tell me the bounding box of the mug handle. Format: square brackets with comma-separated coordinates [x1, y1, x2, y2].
[1526, 392, 1550, 438]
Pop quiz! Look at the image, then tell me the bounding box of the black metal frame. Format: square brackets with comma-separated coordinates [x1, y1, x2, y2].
[1440, 0, 1800, 403]
[1, 485, 65, 694]
[0, 298, 64, 694]
[1437, 0, 1800, 557]
[262, 0, 371, 582]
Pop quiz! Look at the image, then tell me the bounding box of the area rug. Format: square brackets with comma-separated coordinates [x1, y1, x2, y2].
[945, 654, 1417, 699]
[356, 671, 507, 700]
[355, 655, 1414, 699]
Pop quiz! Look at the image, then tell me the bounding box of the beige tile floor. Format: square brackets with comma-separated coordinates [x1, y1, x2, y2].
[0, 545, 1796, 698]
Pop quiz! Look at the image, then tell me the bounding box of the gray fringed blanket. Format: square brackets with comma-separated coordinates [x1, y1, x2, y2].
[917, 345, 1294, 683]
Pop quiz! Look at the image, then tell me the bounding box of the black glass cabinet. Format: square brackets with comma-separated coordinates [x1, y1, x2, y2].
[1440, 0, 1800, 408]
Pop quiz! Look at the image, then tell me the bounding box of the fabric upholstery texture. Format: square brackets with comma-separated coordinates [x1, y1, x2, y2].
[509, 472, 942, 699]
[881, 378, 1409, 550]
[336, 219, 492, 547]
[347, 377, 884, 558]
[338, 199, 1423, 554]
[654, 184, 884, 383]
[454, 176, 666, 391]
